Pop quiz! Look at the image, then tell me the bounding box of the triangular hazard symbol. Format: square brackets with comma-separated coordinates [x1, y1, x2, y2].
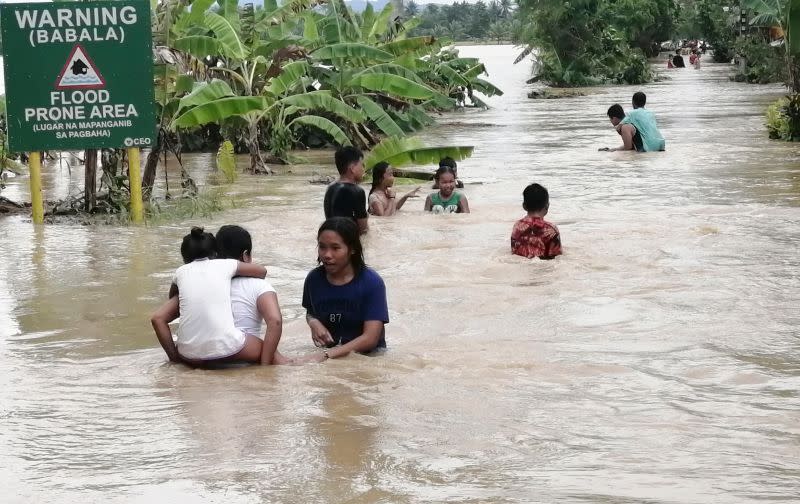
[55, 44, 105, 90]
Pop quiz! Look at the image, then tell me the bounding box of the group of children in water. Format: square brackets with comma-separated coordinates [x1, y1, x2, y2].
[323, 145, 559, 259]
[153, 146, 563, 367]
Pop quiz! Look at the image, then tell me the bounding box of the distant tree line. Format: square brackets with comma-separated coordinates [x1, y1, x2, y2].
[407, 0, 516, 43]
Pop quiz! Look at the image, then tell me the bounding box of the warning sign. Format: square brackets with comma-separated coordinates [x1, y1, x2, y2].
[55, 45, 105, 89]
[0, 0, 155, 152]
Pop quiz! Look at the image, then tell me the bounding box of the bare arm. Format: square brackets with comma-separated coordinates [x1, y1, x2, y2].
[303, 320, 383, 362]
[611, 124, 636, 151]
[396, 187, 420, 210]
[168, 283, 178, 299]
[307, 312, 333, 347]
[369, 196, 386, 216]
[151, 296, 181, 363]
[424, 194, 433, 212]
[458, 193, 470, 213]
[236, 261, 267, 279]
[256, 292, 282, 365]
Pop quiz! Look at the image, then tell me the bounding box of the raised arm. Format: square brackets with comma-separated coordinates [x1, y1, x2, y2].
[396, 187, 420, 210]
[151, 296, 181, 363]
[236, 261, 267, 279]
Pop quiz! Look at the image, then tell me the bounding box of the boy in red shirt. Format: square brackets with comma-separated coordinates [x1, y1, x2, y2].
[511, 183, 562, 260]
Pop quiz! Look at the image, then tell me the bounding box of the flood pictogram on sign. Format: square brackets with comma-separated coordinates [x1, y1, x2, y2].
[55, 45, 105, 89]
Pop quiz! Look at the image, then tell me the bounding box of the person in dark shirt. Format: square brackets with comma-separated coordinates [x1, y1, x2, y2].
[298, 217, 389, 363]
[323, 146, 368, 235]
[672, 49, 685, 68]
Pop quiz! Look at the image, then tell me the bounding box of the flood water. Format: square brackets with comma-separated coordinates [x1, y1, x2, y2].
[1, 45, 800, 503]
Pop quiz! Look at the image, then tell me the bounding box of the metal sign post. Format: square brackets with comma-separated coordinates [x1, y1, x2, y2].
[0, 0, 156, 223]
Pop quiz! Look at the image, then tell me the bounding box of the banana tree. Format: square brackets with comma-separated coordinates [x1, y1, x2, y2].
[363, 135, 474, 179]
[168, 0, 323, 172]
[745, 0, 800, 91]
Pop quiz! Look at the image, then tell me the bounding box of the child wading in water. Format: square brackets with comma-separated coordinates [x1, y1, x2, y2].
[424, 165, 470, 214]
[511, 183, 562, 260]
[368, 161, 420, 216]
[166, 227, 269, 364]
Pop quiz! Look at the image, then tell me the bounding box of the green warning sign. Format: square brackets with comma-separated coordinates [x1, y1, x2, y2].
[0, 0, 156, 152]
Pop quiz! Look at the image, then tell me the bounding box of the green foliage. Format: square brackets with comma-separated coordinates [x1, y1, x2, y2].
[216, 140, 238, 183]
[734, 36, 787, 83]
[514, 0, 656, 87]
[409, 0, 515, 41]
[765, 94, 800, 140]
[364, 136, 474, 172]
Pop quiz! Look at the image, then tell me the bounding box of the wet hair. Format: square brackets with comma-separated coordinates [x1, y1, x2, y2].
[434, 164, 457, 182]
[523, 183, 549, 213]
[369, 161, 391, 196]
[180, 226, 216, 263]
[632, 91, 646, 109]
[334, 146, 363, 175]
[216, 225, 252, 260]
[317, 217, 366, 273]
[607, 104, 625, 120]
[439, 157, 457, 170]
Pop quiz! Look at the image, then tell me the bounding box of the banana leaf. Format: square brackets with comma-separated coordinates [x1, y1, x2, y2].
[173, 35, 222, 60]
[279, 90, 366, 123]
[353, 63, 425, 83]
[367, 4, 394, 42]
[364, 136, 474, 172]
[436, 63, 469, 86]
[356, 96, 404, 137]
[289, 115, 351, 146]
[178, 79, 235, 111]
[175, 75, 195, 95]
[312, 43, 394, 62]
[303, 12, 319, 41]
[216, 139, 237, 183]
[379, 36, 439, 56]
[172, 96, 266, 128]
[348, 73, 435, 100]
[471, 78, 504, 97]
[217, 0, 240, 24]
[462, 63, 487, 81]
[267, 61, 310, 96]
[188, 0, 215, 23]
[205, 12, 248, 59]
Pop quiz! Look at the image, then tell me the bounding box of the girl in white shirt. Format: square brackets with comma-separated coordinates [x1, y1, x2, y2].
[154, 227, 267, 365]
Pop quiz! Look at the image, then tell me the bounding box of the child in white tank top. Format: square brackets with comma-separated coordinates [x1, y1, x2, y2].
[171, 227, 267, 361]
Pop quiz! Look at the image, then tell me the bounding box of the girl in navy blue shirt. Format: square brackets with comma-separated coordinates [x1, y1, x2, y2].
[299, 217, 389, 362]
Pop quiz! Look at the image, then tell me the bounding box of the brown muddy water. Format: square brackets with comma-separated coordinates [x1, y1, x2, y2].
[1, 45, 799, 503]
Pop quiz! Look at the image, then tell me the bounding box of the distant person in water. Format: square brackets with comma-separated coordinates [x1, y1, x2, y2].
[432, 157, 464, 189]
[511, 183, 562, 260]
[323, 146, 368, 235]
[672, 49, 685, 68]
[600, 100, 665, 153]
[368, 161, 420, 216]
[424, 165, 470, 214]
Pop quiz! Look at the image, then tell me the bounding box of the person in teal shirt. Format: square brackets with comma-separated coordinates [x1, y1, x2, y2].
[601, 96, 665, 153]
